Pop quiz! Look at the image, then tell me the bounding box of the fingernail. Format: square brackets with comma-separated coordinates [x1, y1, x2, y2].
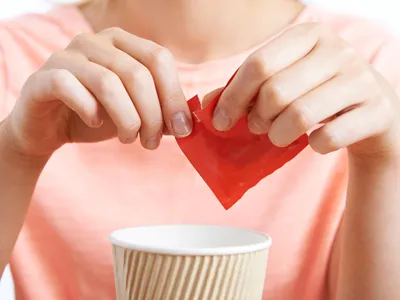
[213, 107, 231, 131]
[171, 111, 191, 137]
[248, 115, 269, 135]
[91, 118, 104, 128]
[145, 136, 160, 149]
[248, 120, 265, 135]
[123, 135, 137, 144]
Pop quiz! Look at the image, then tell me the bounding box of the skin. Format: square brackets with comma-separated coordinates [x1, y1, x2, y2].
[0, 0, 399, 299]
[213, 23, 400, 299]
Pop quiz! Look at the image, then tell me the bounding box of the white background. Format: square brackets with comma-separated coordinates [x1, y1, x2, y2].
[0, 0, 398, 299]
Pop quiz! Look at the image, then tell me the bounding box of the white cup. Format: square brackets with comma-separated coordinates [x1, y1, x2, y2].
[110, 225, 272, 300]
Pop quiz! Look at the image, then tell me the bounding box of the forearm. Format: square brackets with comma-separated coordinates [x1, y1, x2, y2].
[0, 120, 49, 274]
[335, 153, 400, 300]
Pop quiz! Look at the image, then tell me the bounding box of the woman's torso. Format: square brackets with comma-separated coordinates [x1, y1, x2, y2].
[1, 5, 397, 300]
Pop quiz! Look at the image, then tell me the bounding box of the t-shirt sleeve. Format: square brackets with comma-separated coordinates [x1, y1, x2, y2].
[370, 33, 400, 96]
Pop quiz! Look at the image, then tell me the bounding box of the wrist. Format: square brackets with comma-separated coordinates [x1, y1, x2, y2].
[348, 126, 400, 168]
[0, 118, 50, 170]
[348, 148, 400, 173]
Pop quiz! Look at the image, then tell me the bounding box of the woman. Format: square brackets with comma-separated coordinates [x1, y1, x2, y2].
[0, 0, 399, 299]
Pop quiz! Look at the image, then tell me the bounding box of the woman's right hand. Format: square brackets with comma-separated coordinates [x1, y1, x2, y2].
[3, 27, 193, 157]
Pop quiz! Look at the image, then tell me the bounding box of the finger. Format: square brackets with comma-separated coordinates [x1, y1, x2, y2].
[213, 23, 321, 131]
[309, 102, 389, 154]
[48, 52, 141, 144]
[98, 28, 192, 137]
[69, 37, 163, 149]
[162, 124, 171, 135]
[159, 88, 225, 136]
[248, 40, 350, 134]
[80, 63, 141, 144]
[267, 72, 374, 147]
[25, 69, 102, 128]
[202, 87, 224, 108]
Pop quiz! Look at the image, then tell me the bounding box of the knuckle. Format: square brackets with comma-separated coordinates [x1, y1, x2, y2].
[261, 80, 287, 110]
[148, 46, 174, 68]
[49, 69, 72, 94]
[296, 22, 317, 33]
[340, 45, 357, 61]
[96, 71, 121, 96]
[21, 73, 41, 96]
[47, 51, 68, 64]
[246, 54, 271, 78]
[311, 22, 332, 37]
[44, 50, 86, 74]
[24, 72, 39, 85]
[289, 103, 312, 131]
[122, 120, 142, 135]
[69, 33, 91, 49]
[99, 27, 123, 37]
[345, 56, 367, 74]
[295, 22, 330, 37]
[352, 67, 381, 99]
[289, 23, 310, 34]
[120, 64, 154, 93]
[358, 68, 377, 86]
[129, 65, 153, 84]
[337, 47, 358, 69]
[287, 23, 320, 45]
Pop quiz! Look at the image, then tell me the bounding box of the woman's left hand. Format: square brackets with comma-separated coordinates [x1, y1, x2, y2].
[212, 23, 400, 159]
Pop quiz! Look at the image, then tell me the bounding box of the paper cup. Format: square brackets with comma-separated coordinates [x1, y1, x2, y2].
[110, 225, 272, 300]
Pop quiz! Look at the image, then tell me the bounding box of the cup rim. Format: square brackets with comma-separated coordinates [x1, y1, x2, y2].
[110, 224, 272, 256]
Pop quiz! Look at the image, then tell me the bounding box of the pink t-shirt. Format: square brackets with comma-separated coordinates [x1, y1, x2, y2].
[1, 5, 400, 300]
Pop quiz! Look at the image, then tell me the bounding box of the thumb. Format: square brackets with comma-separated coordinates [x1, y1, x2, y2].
[165, 87, 224, 136]
[202, 87, 224, 108]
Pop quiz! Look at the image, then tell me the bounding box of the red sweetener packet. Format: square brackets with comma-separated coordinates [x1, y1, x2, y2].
[176, 74, 309, 209]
